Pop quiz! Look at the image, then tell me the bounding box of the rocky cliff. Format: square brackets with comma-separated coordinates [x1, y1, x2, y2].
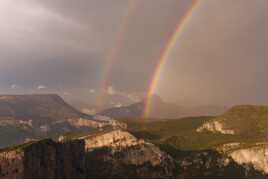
[81, 129, 143, 151]
[214, 142, 268, 175]
[85, 144, 177, 179]
[0, 130, 177, 179]
[2, 127, 268, 179]
[0, 139, 85, 179]
[174, 149, 267, 179]
[196, 120, 235, 134]
[0, 149, 24, 179]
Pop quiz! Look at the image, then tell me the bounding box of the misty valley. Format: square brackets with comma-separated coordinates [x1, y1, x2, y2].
[1, 0, 268, 179]
[0, 95, 268, 179]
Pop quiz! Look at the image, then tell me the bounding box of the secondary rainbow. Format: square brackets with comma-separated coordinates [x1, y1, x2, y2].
[96, 0, 137, 109]
[143, 0, 200, 118]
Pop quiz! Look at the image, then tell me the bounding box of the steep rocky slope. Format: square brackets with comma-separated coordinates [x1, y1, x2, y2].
[0, 139, 85, 179]
[82, 129, 178, 179]
[0, 94, 114, 148]
[215, 142, 268, 175]
[1, 127, 268, 179]
[174, 149, 267, 179]
[0, 129, 178, 179]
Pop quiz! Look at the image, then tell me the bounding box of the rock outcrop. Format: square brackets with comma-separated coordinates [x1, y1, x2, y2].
[175, 149, 267, 179]
[81, 129, 143, 151]
[225, 143, 268, 174]
[0, 130, 177, 179]
[197, 120, 235, 135]
[85, 144, 177, 179]
[0, 149, 24, 179]
[197, 105, 268, 136]
[0, 139, 85, 179]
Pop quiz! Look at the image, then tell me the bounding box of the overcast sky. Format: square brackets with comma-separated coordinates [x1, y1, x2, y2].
[0, 0, 268, 106]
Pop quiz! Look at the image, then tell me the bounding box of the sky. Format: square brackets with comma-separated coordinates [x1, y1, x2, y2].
[0, 0, 268, 107]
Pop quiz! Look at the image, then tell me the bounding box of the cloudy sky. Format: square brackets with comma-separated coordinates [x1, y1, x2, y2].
[0, 0, 268, 107]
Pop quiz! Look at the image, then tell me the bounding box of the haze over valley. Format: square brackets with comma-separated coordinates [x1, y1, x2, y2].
[1, 0, 268, 179]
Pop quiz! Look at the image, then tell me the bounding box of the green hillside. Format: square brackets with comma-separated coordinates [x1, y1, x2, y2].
[119, 107, 268, 151]
[210, 105, 268, 136]
[119, 117, 236, 150]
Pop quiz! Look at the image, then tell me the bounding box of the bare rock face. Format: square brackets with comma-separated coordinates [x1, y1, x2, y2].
[0, 130, 176, 179]
[227, 143, 268, 174]
[2, 130, 268, 179]
[83, 129, 178, 179]
[24, 139, 85, 179]
[0, 139, 85, 179]
[0, 149, 24, 179]
[24, 140, 57, 179]
[85, 144, 177, 179]
[196, 120, 235, 135]
[175, 150, 268, 179]
[81, 129, 143, 151]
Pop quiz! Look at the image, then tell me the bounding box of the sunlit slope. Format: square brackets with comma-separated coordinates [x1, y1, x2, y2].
[120, 105, 268, 150]
[198, 105, 268, 136]
[119, 116, 237, 150]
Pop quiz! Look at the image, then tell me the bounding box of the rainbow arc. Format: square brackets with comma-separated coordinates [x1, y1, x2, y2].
[143, 0, 200, 118]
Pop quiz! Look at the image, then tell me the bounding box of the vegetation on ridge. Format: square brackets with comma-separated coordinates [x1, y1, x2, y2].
[118, 106, 268, 151]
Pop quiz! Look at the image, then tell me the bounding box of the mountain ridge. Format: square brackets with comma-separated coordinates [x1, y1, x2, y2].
[99, 95, 227, 119]
[0, 94, 110, 148]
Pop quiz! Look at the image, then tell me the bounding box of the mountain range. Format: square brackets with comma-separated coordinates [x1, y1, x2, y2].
[1, 94, 268, 178]
[100, 95, 227, 119]
[0, 94, 108, 148]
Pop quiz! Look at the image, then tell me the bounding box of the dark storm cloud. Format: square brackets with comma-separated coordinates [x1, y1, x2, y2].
[2, 0, 268, 107]
[157, 0, 268, 106]
[0, 0, 193, 93]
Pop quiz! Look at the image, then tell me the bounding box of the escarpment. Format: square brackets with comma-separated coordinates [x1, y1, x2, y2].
[0, 130, 177, 179]
[0, 149, 24, 179]
[0, 139, 85, 179]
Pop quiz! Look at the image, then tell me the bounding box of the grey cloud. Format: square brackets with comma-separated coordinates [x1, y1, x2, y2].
[0, 0, 193, 93]
[2, 0, 267, 107]
[157, 0, 268, 106]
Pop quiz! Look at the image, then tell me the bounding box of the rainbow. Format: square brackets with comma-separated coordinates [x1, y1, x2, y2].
[96, 0, 137, 110]
[143, 0, 200, 118]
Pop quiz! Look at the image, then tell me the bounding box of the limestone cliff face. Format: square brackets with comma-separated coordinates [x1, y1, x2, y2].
[81, 129, 172, 170]
[228, 144, 268, 174]
[0, 150, 24, 179]
[83, 129, 177, 179]
[0, 139, 85, 179]
[174, 149, 268, 179]
[85, 144, 177, 179]
[118, 143, 165, 166]
[66, 118, 104, 128]
[196, 120, 235, 135]
[24, 139, 85, 179]
[0, 130, 176, 179]
[81, 129, 143, 151]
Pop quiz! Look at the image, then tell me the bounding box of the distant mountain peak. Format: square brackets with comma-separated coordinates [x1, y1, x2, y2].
[142, 94, 164, 105]
[100, 95, 226, 119]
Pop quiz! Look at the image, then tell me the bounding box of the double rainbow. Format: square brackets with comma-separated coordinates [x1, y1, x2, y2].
[95, 0, 200, 115]
[143, 0, 200, 118]
[96, 0, 137, 109]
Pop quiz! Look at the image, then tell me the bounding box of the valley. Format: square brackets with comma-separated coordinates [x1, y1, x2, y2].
[1, 95, 268, 178]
